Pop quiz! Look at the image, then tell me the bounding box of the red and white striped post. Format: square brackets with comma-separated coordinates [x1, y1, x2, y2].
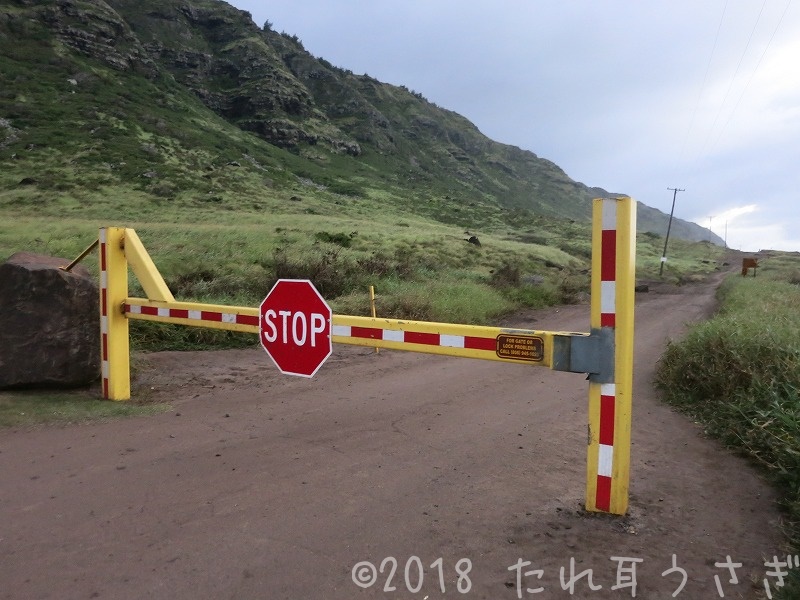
[586, 197, 636, 514]
[99, 227, 130, 401]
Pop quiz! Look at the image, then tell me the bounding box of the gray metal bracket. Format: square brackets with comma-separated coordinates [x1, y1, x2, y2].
[552, 328, 615, 383]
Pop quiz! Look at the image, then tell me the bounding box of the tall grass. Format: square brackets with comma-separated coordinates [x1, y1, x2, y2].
[655, 255, 800, 598]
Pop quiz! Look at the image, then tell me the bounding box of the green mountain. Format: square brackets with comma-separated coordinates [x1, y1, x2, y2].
[0, 0, 721, 244]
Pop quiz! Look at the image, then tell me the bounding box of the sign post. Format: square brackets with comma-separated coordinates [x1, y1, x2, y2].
[259, 279, 333, 378]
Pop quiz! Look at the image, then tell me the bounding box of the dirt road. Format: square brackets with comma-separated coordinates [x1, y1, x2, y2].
[0, 274, 786, 599]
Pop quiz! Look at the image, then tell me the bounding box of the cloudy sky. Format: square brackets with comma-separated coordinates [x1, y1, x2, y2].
[230, 1, 799, 252]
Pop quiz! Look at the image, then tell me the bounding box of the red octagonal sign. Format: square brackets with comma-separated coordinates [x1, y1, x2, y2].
[259, 279, 332, 377]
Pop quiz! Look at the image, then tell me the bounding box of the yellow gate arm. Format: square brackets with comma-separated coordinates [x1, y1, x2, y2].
[98, 196, 636, 516]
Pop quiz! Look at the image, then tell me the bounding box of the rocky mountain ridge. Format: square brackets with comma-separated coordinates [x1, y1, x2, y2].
[0, 0, 723, 244]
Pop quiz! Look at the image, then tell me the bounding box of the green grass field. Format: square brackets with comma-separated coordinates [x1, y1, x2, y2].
[0, 192, 726, 352]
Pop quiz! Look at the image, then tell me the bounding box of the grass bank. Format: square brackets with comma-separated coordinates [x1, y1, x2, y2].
[0, 389, 170, 427]
[654, 252, 800, 598]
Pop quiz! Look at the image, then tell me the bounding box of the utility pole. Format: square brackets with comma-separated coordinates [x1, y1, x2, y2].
[660, 187, 684, 276]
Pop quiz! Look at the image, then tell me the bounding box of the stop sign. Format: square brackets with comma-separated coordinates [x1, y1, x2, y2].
[259, 279, 332, 377]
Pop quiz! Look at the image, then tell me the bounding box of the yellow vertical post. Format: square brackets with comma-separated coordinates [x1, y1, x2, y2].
[585, 197, 636, 514]
[99, 227, 131, 400]
[369, 285, 379, 354]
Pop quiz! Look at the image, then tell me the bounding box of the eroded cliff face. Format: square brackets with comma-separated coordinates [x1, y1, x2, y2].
[25, 0, 554, 169]
[2, 0, 590, 216]
[28, 0, 362, 154]
[39, 0, 158, 76]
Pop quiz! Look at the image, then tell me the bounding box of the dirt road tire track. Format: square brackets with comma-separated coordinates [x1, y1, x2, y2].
[0, 273, 785, 599]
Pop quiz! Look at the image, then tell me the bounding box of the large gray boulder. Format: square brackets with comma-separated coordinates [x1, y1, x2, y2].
[0, 252, 100, 389]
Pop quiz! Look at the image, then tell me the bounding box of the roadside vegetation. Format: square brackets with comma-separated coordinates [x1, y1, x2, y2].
[0, 389, 169, 427]
[655, 252, 800, 598]
[0, 203, 726, 352]
[0, 194, 727, 426]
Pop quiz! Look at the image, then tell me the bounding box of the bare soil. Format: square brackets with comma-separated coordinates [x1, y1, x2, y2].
[0, 272, 787, 599]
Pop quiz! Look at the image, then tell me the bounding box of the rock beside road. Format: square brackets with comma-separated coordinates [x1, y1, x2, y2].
[0, 252, 99, 389]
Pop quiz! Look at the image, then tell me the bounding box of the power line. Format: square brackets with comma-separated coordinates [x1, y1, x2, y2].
[709, 0, 793, 154]
[660, 187, 685, 277]
[680, 0, 729, 160]
[698, 0, 769, 160]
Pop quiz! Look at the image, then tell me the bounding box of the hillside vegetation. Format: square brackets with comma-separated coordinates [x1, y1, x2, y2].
[0, 0, 727, 349]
